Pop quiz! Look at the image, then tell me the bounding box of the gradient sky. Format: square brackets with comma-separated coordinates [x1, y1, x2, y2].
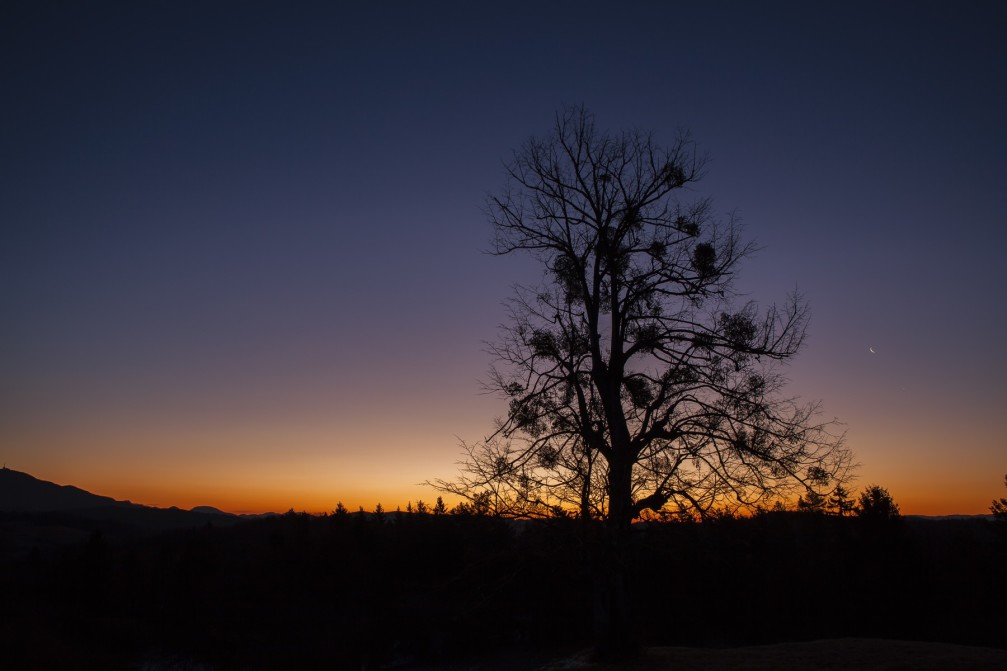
[2, 1, 1005, 515]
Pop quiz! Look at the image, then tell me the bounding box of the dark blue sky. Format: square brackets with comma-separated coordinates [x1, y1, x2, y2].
[2, 1, 1005, 512]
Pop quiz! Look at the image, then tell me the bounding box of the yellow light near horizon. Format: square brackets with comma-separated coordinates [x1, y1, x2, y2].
[9, 430, 464, 515]
[6, 402, 1000, 517]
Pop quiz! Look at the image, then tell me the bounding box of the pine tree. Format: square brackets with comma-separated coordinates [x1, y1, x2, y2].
[829, 485, 855, 516]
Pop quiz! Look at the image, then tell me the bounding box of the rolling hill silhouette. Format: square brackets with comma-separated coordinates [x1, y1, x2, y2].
[0, 466, 132, 512]
[0, 467, 265, 556]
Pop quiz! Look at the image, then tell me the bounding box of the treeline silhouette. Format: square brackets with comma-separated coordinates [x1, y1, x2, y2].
[1, 508, 1003, 669]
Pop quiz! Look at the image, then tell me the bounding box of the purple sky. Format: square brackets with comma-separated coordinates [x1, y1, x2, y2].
[2, 1, 1005, 513]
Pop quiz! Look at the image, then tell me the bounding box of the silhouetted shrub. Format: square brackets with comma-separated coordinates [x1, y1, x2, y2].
[857, 484, 901, 521]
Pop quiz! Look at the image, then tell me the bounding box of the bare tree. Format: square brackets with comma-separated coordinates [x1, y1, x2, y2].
[433, 107, 851, 656]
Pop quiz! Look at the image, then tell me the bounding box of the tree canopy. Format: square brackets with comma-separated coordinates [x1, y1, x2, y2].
[857, 484, 901, 521]
[435, 107, 851, 525]
[432, 106, 857, 659]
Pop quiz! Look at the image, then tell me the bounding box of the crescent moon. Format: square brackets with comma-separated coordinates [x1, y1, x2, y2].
[869, 347, 876, 354]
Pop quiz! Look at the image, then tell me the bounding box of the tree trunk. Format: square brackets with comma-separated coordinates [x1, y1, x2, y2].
[592, 455, 638, 660]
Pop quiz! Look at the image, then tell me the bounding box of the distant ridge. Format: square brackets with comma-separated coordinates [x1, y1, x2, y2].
[0, 466, 131, 512]
[906, 513, 995, 521]
[0, 466, 279, 523]
[190, 505, 231, 515]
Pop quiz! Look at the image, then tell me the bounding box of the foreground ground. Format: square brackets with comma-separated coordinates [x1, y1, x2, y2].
[403, 640, 1007, 671]
[4, 511, 1004, 668]
[551, 640, 1007, 671]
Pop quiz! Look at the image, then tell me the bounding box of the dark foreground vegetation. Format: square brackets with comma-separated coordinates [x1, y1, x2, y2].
[1, 510, 1004, 670]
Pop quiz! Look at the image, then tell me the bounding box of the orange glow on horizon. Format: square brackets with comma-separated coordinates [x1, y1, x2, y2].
[36, 473, 993, 518]
[6, 402, 1001, 518]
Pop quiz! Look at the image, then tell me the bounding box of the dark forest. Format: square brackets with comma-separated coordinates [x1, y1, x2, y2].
[2, 507, 1004, 669]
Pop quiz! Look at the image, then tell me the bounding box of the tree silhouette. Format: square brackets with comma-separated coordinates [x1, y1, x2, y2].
[433, 107, 851, 657]
[857, 485, 901, 520]
[797, 488, 827, 513]
[828, 484, 856, 516]
[991, 474, 1007, 521]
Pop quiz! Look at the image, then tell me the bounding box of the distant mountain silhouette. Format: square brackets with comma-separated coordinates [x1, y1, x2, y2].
[0, 468, 267, 555]
[190, 504, 230, 515]
[905, 513, 995, 522]
[0, 466, 132, 512]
